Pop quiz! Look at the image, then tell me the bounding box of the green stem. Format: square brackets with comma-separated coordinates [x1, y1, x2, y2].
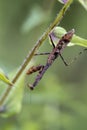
[0, 0, 73, 106]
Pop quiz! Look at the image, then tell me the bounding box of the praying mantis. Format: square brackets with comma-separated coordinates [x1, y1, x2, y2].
[26, 29, 75, 90]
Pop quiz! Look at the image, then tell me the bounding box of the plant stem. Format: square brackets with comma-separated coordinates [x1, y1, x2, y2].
[0, 0, 73, 106]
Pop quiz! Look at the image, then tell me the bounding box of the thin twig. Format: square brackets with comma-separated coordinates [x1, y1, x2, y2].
[0, 0, 73, 106]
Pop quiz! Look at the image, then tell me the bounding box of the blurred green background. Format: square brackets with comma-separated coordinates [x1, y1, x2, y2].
[0, 0, 87, 130]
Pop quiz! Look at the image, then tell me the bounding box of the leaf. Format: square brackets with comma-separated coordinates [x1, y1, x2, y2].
[0, 68, 13, 86]
[49, 26, 87, 47]
[78, 0, 87, 10]
[0, 71, 25, 117]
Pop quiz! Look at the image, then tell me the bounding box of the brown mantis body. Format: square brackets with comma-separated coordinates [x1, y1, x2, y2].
[27, 29, 75, 90]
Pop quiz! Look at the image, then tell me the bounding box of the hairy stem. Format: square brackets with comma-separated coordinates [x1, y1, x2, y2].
[0, 0, 73, 106]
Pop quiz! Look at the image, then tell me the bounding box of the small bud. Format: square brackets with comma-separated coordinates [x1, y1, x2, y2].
[58, 0, 68, 4]
[49, 26, 66, 45]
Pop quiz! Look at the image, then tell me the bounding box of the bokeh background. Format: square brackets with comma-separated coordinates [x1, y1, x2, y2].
[0, 0, 87, 130]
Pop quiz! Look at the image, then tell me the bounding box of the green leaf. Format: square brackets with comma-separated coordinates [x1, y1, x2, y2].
[0, 71, 25, 117]
[78, 0, 87, 10]
[0, 68, 13, 86]
[49, 26, 87, 47]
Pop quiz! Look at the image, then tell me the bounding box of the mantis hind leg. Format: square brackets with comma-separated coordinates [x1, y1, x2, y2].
[59, 48, 87, 66]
